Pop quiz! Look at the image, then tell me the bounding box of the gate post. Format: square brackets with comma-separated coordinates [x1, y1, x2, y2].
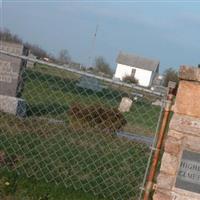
[153, 66, 200, 200]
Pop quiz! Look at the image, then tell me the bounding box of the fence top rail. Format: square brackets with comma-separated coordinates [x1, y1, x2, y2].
[0, 50, 165, 97]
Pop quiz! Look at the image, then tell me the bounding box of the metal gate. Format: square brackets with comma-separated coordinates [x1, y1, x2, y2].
[0, 51, 166, 200]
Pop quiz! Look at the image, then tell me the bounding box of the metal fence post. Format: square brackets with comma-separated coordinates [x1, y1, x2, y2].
[143, 82, 176, 200]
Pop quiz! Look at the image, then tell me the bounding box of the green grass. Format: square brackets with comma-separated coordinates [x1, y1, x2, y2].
[0, 64, 162, 199]
[0, 113, 149, 200]
[22, 64, 161, 135]
[0, 169, 105, 200]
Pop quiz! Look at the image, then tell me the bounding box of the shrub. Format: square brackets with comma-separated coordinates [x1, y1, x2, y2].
[163, 68, 179, 87]
[94, 56, 113, 77]
[68, 104, 127, 133]
[123, 76, 138, 84]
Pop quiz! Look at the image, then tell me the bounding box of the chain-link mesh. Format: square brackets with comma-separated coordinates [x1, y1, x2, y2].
[0, 60, 166, 200]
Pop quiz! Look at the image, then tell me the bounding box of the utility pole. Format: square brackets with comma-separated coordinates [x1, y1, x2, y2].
[88, 24, 99, 68]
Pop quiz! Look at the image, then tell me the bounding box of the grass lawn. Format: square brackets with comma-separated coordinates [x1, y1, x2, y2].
[0, 113, 149, 200]
[22, 64, 161, 135]
[0, 169, 105, 200]
[0, 64, 163, 199]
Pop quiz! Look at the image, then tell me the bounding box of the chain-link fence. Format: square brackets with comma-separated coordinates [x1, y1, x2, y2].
[0, 52, 166, 200]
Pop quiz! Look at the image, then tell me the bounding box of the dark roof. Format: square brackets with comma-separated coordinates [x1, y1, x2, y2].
[116, 52, 160, 71]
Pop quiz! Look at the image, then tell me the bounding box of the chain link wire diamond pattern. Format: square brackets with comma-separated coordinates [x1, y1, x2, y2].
[0, 63, 165, 200]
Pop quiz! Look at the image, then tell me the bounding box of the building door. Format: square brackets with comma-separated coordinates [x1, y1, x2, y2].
[131, 68, 136, 77]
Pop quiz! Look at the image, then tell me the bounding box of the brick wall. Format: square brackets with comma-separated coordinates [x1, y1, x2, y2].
[153, 66, 200, 200]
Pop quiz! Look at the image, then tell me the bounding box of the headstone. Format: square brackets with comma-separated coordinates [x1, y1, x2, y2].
[168, 81, 177, 89]
[118, 97, 133, 113]
[76, 75, 104, 92]
[175, 150, 200, 194]
[132, 92, 143, 101]
[152, 74, 164, 86]
[26, 52, 36, 68]
[0, 41, 28, 117]
[152, 99, 163, 106]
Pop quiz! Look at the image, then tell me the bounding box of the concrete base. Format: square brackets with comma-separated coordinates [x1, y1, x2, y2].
[0, 95, 26, 117]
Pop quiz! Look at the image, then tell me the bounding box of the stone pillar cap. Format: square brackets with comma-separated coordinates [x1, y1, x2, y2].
[179, 65, 200, 82]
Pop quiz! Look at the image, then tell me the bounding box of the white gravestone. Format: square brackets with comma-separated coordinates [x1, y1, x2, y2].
[118, 97, 133, 113]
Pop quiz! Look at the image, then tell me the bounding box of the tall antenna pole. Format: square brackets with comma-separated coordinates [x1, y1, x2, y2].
[88, 24, 99, 68]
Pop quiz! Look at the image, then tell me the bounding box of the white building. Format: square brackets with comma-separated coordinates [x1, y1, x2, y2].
[113, 52, 160, 87]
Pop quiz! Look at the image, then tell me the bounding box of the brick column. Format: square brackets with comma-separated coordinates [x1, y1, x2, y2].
[153, 66, 200, 200]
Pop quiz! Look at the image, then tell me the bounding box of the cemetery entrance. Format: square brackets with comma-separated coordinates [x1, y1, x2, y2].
[0, 49, 166, 200]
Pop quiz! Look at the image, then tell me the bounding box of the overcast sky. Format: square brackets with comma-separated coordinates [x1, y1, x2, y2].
[1, 1, 200, 73]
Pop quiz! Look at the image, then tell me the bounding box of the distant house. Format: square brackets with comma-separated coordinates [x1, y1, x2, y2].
[113, 52, 160, 87]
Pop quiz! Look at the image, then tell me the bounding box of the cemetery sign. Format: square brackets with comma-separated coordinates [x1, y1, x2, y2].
[175, 150, 200, 194]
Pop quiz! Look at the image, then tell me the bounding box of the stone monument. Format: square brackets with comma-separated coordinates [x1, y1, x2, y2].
[0, 41, 29, 117]
[27, 52, 36, 68]
[118, 97, 133, 113]
[153, 66, 200, 200]
[76, 75, 104, 92]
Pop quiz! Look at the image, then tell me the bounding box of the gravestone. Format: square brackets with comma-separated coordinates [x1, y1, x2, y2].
[152, 99, 163, 106]
[118, 97, 133, 113]
[153, 66, 200, 200]
[0, 41, 28, 116]
[27, 52, 36, 68]
[76, 75, 104, 92]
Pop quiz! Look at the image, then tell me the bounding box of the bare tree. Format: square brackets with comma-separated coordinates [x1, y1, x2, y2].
[0, 28, 22, 43]
[163, 67, 179, 87]
[58, 49, 71, 65]
[94, 56, 113, 76]
[0, 28, 59, 62]
[24, 42, 48, 59]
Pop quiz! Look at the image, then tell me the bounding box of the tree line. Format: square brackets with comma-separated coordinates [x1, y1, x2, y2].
[1, 28, 181, 84]
[0, 29, 113, 77]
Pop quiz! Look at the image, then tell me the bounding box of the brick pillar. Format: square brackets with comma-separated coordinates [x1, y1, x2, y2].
[153, 66, 200, 200]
